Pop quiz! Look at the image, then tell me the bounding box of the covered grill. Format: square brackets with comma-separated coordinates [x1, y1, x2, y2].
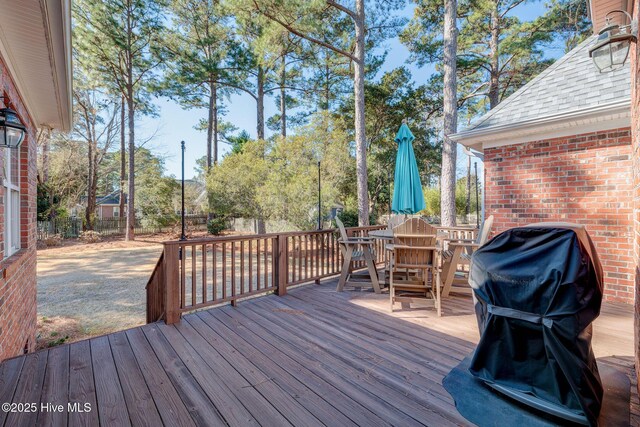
[468, 223, 604, 426]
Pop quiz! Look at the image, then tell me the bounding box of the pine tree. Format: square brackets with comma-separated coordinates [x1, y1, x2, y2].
[74, 0, 164, 240]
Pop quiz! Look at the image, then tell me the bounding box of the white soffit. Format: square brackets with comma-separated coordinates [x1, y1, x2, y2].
[0, 0, 72, 131]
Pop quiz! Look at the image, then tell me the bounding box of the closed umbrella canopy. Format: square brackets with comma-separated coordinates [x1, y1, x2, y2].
[392, 123, 425, 214]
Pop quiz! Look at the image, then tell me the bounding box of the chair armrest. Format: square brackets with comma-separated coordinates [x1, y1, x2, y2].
[394, 233, 437, 238]
[390, 245, 438, 251]
[443, 238, 476, 243]
[339, 238, 375, 245]
[448, 242, 480, 249]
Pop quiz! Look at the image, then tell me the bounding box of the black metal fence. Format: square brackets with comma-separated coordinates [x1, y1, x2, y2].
[37, 215, 208, 240]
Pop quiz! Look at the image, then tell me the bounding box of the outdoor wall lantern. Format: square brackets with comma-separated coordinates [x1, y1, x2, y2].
[589, 10, 638, 73]
[0, 100, 26, 149]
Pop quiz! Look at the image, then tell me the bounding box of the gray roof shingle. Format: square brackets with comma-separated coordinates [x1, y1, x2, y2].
[460, 36, 630, 133]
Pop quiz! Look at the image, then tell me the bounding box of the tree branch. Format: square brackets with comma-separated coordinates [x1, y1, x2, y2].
[326, 0, 356, 19]
[252, 1, 357, 62]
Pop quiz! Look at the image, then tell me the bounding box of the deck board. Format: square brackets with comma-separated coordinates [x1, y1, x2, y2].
[0, 277, 637, 426]
[68, 340, 98, 427]
[36, 345, 69, 427]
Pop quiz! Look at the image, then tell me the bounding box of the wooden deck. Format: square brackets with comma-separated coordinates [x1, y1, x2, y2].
[1, 278, 637, 426]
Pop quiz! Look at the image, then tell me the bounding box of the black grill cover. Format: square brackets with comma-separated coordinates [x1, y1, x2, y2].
[468, 223, 604, 426]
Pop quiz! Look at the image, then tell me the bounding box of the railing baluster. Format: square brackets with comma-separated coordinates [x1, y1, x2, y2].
[257, 239, 261, 290]
[202, 244, 207, 304]
[240, 240, 245, 295]
[264, 238, 268, 287]
[231, 242, 237, 306]
[191, 245, 197, 307]
[222, 242, 227, 300]
[180, 244, 186, 310]
[248, 240, 253, 292]
[212, 242, 217, 302]
[305, 235, 309, 279]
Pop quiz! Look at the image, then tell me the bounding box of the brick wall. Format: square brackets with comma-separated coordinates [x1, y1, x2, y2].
[484, 128, 634, 303]
[0, 52, 38, 360]
[630, 0, 640, 398]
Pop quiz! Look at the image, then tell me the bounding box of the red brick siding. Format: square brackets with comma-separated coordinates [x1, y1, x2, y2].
[484, 128, 634, 303]
[630, 0, 640, 398]
[0, 52, 38, 360]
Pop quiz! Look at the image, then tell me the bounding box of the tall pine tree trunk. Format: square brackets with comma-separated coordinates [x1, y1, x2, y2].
[126, 88, 136, 241]
[86, 139, 96, 231]
[324, 53, 330, 110]
[257, 65, 265, 140]
[206, 81, 214, 171]
[119, 96, 126, 219]
[354, 0, 370, 226]
[488, 4, 500, 109]
[441, 0, 458, 227]
[213, 82, 218, 165]
[280, 55, 287, 138]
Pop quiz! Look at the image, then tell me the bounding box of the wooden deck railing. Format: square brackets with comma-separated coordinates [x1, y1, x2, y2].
[146, 225, 386, 323]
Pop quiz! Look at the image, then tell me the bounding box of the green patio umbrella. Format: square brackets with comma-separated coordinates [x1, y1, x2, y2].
[391, 122, 425, 214]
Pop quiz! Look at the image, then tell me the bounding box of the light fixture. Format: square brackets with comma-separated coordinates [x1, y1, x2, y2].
[0, 96, 26, 149]
[589, 10, 638, 73]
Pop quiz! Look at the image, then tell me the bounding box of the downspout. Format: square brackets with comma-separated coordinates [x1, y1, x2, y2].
[462, 145, 485, 223]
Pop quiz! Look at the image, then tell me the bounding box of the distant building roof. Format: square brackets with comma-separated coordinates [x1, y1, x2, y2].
[80, 192, 126, 206]
[452, 36, 631, 151]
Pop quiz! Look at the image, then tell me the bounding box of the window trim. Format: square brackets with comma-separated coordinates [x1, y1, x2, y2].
[3, 147, 20, 258]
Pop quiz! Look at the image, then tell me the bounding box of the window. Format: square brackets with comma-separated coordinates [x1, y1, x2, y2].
[3, 147, 20, 258]
[113, 206, 120, 217]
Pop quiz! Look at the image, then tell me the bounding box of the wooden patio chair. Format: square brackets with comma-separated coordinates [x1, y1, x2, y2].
[382, 218, 437, 283]
[335, 217, 381, 293]
[440, 215, 494, 297]
[388, 233, 440, 315]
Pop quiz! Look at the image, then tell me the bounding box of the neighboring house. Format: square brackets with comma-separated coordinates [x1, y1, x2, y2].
[79, 193, 127, 218]
[452, 8, 634, 303]
[96, 194, 126, 218]
[0, 2, 72, 360]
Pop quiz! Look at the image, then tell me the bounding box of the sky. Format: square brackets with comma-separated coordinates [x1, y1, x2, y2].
[139, 1, 559, 180]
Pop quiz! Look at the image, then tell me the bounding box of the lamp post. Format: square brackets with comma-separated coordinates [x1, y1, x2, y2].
[180, 140, 186, 241]
[317, 161, 322, 230]
[589, 10, 637, 72]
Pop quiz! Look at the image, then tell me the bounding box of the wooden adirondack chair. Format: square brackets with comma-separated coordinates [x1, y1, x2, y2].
[387, 218, 440, 314]
[440, 215, 494, 297]
[388, 232, 440, 315]
[381, 217, 437, 285]
[335, 217, 381, 293]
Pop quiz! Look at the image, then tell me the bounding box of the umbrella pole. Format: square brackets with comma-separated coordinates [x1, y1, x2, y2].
[388, 170, 391, 216]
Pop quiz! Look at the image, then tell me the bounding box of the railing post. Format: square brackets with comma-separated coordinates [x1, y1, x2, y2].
[275, 234, 288, 296]
[164, 243, 181, 324]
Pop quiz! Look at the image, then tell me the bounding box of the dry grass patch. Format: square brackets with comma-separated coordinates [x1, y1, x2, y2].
[36, 316, 89, 350]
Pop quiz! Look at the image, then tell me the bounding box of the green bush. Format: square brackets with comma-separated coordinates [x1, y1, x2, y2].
[207, 217, 227, 235]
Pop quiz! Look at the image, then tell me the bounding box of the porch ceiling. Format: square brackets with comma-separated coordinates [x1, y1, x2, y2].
[0, 0, 72, 131]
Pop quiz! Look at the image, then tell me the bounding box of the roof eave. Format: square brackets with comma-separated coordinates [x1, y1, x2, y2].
[451, 99, 631, 151]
